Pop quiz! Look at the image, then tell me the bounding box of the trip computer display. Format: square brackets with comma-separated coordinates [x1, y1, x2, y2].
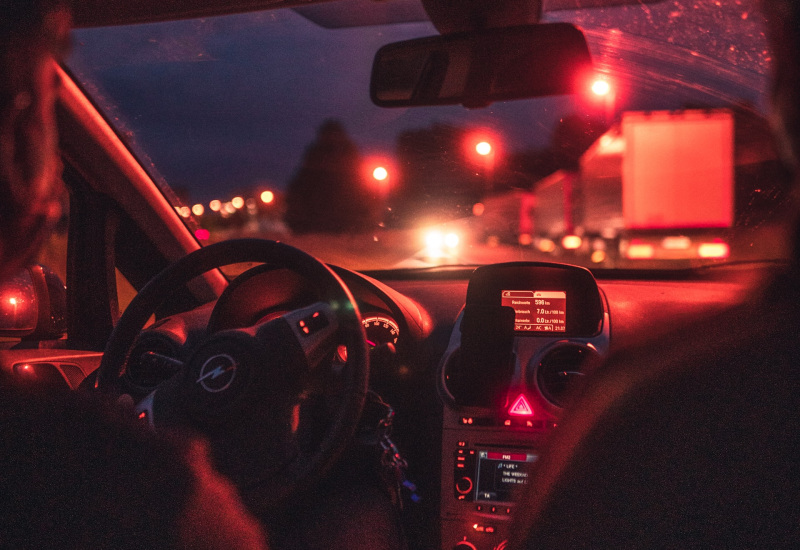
[464, 263, 604, 338]
[501, 290, 566, 332]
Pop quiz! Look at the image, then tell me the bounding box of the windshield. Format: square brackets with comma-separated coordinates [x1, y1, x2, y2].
[66, 0, 790, 272]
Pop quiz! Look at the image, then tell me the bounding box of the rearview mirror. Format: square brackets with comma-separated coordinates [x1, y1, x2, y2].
[370, 23, 593, 109]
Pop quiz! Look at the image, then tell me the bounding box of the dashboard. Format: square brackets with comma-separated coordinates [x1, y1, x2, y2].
[369, 261, 756, 550]
[436, 263, 609, 550]
[0, 257, 763, 550]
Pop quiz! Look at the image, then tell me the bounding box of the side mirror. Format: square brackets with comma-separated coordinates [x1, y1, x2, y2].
[370, 23, 593, 108]
[0, 265, 67, 340]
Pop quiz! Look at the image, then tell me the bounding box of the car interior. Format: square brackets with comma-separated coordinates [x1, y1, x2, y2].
[1, 0, 797, 548]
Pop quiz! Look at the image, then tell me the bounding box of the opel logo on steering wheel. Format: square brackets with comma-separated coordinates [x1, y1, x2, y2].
[197, 354, 238, 393]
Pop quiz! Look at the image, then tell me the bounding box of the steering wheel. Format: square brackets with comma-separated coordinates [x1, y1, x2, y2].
[95, 239, 369, 509]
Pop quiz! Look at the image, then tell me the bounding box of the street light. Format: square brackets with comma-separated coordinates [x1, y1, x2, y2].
[466, 133, 498, 192]
[475, 141, 492, 156]
[591, 79, 610, 96]
[590, 76, 615, 123]
[372, 166, 389, 181]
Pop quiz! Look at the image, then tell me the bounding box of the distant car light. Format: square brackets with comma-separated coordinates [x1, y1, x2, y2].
[444, 232, 459, 248]
[231, 196, 245, 209]
[260, 190, 275, 204]
[626, 241, 655, 259]
[192, 204, 205, 216]
[591, 250, 606, 263]
[562, 235, 583, 250]
[537, 238, 556, 253]
[209, 199, 222, 212]
[698, 241, 730, 259]
[425, 230, 444, 249]
[475, 141, 492, 156]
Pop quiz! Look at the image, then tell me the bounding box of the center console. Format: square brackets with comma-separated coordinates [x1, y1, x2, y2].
[438, 263, 609, 550]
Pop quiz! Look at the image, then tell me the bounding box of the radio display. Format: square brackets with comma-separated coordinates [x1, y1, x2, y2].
[501, 290, 566, 332]
[475, 450, 538, 502]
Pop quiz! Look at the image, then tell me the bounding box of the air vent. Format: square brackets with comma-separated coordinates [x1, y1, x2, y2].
[534, 344, 598, 407]
[126, 335, 183, 388]
[442, 348, 515, 408]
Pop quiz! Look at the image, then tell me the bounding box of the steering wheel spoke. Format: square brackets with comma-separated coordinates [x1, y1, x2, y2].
[272, 301, 340, 371]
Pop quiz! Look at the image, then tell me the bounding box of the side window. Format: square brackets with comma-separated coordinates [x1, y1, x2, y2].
[36, 197, 69, 288]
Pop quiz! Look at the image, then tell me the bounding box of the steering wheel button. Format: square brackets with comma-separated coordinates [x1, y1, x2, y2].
[298, 311, 329, 335]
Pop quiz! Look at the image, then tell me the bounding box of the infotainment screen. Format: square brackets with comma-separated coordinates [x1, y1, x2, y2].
[475, 450, 538, 502]
[501, 290, 566, 332]
[465, 263, 603, 337]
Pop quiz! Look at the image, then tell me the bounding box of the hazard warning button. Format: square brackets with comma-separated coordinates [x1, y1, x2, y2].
[508, 394, 534, 416]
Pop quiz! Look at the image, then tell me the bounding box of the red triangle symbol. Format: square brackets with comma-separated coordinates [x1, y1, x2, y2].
[508, 394, 534, 416]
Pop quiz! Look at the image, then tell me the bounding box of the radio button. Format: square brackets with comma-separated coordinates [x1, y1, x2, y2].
[455, 476, 474, 494]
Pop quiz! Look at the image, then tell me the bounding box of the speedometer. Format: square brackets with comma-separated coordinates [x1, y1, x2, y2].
[361, 316, 400, 348]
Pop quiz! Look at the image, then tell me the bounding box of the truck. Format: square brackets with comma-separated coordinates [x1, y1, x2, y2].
[531, 109, 739, 261]
[474, 107, 786, 263]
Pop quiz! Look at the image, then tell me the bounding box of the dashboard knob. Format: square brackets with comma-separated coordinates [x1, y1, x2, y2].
[455, 476, 473, 494]
[452, 540, 477, 550]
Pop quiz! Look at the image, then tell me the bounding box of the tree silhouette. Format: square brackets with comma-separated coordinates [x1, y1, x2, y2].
[388, 123, 484, 226]
[284, 119, 377, 233]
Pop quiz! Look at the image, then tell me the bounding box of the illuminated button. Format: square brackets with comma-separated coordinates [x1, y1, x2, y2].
[505, 507, 512, 515]
[297, 311, 328, 336]
[508, 394, 534, 416]
[476, 505, 483, 512]
[504, 419, 512, 426]
[457, 441, 467, 447]
[457, 456, 466, 462]
[485, 526, 496, 534]
[456, 477, 473, 494]
[460, 417, 474, 425]
[490, 506, 497, 514]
